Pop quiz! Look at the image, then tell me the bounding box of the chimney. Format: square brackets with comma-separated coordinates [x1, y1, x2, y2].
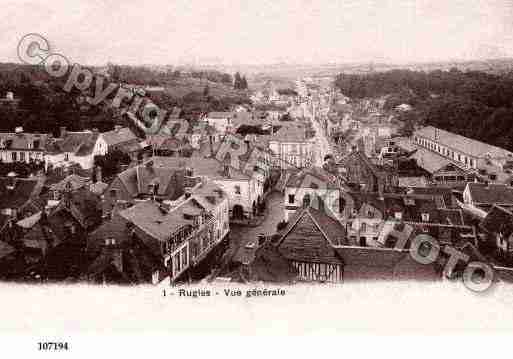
[60, 126, 67, 139]
[96, 166, 102, 183]
[102, 238, 123, 273]
[6, 91, 14, 101]
[14, 126, 23, 135]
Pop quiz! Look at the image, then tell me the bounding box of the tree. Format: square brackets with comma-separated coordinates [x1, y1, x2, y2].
[234, 72, 242, 90]
[241, 76, 248, 90]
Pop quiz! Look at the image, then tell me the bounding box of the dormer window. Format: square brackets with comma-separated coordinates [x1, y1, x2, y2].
[421, 213, 430, 222]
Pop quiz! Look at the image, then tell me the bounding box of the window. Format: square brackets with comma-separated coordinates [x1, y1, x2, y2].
[288, 194, 295, 204]
[234, 185, 241, 194]
[19, 152, 25, 161]
[64, 153, 69, 161]
[181, 247, 188, 268]
[110, 189, 117, 198]
[11, 152, 17, 161]
[361, 222, 367, 232]
[302, 194, 311, 207]
[394, 212, 403, 220]
[421, 213, 430, 222]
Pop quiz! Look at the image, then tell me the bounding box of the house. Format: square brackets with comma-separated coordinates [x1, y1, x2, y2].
[45, 127, 101, 170]
[0, 240, 19, 279]
[268, 122, 316, 169]
[103, 159, 187, 218]
[150, 154, 265, 221]
[0, 127, 50, 164]
[204, 112, 235, 133]
[463, 183, 513, 214]
[0, 173, 45, 233]
[413, 126, 513, 184]
[17, 204, 88, 280]
[275, 206, 439, 283]
[283, 167, 344, 222]
[479, 205, 513, 265]
[341, 149, 397, 193]
[87, 180, 230, 284]
[341, 191, 474, 249]
[95, 126, 141, 159]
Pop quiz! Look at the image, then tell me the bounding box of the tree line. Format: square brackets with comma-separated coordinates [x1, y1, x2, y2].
[335, 68, 513, 151]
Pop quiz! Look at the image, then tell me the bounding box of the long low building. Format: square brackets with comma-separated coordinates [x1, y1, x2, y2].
[413, 126, 513, 184]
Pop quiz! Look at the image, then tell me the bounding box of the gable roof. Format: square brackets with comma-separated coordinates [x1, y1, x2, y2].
[278, 206, 347, 248]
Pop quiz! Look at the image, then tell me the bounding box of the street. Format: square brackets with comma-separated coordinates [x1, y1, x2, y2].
[228, 190, 284, 264]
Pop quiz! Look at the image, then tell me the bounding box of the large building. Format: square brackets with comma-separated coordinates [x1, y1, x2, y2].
[413, 126, 513, 184]
[268, 122, 315, 169]
[87, 179, 230, 284]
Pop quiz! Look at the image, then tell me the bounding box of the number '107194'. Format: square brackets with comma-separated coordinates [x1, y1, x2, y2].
[38, 342, 69, 351]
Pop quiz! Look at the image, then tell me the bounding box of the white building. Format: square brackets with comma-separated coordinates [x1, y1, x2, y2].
[0, 127, 49, 164]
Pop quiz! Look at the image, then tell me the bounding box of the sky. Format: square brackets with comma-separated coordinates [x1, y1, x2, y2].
[1, 0, 513, 66]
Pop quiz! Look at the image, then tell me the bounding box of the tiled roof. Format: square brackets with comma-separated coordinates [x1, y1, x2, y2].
[397, 176, 428, 188]
[115, 162, 184, 199]
[101, 127, 138, 147]
[0, 176, 44, 210]
[286, 166, 339, 189]
[415, 126, 513, 159]
[467, 183, 513, 205]
[119, 180, 225, 243]
[151, 156, 251, 181]
[48, 131, 99, 156]
[87, 214, 131, 254]
[408, 147, 460, 174]
[279, 206, 347, 247]
[22, 208, 85, 248]
[269, 122, 313, 143]
[480, 205, 513, 237]
[349, 192, 463, 225]
[49, 174, 90, 192]
[0, 132, 50, 151]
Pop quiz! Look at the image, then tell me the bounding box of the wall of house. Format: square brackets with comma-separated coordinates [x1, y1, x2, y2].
[283, 187, 341, 222]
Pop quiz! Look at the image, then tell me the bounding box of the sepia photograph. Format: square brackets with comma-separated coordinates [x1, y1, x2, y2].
[1, 0, 513, 355]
